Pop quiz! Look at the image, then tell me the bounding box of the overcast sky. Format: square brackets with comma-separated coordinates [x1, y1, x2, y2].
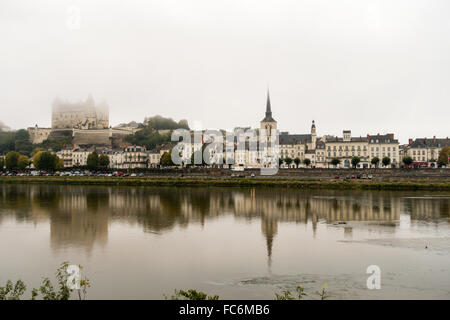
[1, 0, 449, 143]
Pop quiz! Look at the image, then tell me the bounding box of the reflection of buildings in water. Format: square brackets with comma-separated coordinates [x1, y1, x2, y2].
[0, 185, 51, 224]
[344, 226, 353, 239]
[403, 197, 450, 222]
[48, 189, 109, 252]
[2, 185, 449, 258]
[232, 190, 403, 263]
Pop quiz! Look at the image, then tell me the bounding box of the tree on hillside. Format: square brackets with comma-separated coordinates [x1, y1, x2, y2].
[17, 155, 30, 170]
[0, 131, 16, 154]
[278, 158, 284, 167]
[125, 127, 171, 150]
[438, 146, 450, 167]
[37, 131, 72, 152]
[351, 156, 361, 168]
[144, 115, 190, 131]
[14, 129, 32, 155]
[33, 151, 60, 171]
[382, 156, 391, 167]
[98, 154, 110, 169]
[125, 116, 190, 149]
[5, 151, 20, 170]
[402, 156, 413, 167]
[0, 157, 4, 171]
[331, 158, 341, 168]
[87, 151, 99, 170]
[303, 158, 311, 167]
[293, 157, 301, 168]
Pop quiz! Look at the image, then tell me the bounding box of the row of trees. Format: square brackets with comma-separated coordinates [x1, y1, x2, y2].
[0, 128, 72, 156]
[327, 156, 413, 168]
[279, 156, 394, 168]
[279, 157, 311, 168]
[0, 152, 30, 170]
[0, 151, 64, 171]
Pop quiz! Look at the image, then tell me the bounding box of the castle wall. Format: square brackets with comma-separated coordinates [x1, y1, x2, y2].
[27, 127, 52, 144]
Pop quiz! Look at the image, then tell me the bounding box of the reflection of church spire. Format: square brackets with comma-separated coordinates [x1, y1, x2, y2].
[266, 232, 273, 267]
[261, 217, 278, 268]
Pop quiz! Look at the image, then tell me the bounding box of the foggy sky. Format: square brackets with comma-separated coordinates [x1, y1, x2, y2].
[1, 0, 449, 143]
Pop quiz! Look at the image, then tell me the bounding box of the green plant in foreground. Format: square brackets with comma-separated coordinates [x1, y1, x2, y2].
[316, 284, 330, 300]
[275, 284, 329, 300]
[0, 280, 27, 300]
[165, 289, 219, 300]
[32, 261, 90, 300]
[166, 284, 328, 301]
[275, 285, 307, 300]
[0, 262, 90, 300]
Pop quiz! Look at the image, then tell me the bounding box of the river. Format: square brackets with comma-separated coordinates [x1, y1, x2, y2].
[0, 184, 449, 299]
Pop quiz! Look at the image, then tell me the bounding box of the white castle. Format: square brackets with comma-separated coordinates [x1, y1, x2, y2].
[51, 94, 109, 130]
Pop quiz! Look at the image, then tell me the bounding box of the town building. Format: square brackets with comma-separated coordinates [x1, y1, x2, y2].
[404, 137, 450, 167]
[56, 145, 74, 167]
[324, 131, 400, 168]
[123, 145, 148, 169]
[325, 131, 369, 168]
[71, 146, 97, 167]
[367, 134, 400, 167]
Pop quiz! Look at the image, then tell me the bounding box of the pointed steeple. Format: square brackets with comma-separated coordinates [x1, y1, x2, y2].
[266, 89, 271, 117]
[261, 89, 276, 123]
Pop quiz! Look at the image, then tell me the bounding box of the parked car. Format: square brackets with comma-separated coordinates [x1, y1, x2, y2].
[368, 174, 373, 179]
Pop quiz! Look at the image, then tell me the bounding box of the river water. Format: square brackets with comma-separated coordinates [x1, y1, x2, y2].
[0, 184, 449, 299]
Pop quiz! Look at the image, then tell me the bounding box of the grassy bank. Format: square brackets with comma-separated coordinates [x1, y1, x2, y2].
[1, 176, 450, 191]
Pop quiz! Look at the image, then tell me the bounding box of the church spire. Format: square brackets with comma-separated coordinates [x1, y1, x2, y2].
[266, 89, 272, 117]
[261, 89, 276, 123]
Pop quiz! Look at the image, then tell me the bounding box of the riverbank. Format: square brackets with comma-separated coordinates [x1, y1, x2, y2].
[1, 176, 450, 190]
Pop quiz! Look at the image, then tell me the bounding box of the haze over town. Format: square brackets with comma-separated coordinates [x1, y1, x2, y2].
[1, 0, 450, 143]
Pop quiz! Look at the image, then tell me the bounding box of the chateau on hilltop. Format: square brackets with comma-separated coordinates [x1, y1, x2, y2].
[52, 94, 109, 130]
[28, 95, 136, 147]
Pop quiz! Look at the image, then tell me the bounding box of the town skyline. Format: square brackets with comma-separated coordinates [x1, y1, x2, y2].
[4, 91, 448, 146]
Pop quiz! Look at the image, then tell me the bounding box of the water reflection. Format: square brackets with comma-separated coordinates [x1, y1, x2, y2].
[0, 185, 448, 259]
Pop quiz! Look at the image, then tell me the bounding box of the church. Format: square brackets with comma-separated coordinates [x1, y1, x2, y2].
[259, 91, 326, 168]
